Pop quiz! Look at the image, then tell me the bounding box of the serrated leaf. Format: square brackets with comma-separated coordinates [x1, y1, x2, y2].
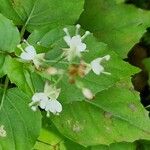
[51, 87, 150, 146]
[0, 0, 84, 32]
[0, 14, 20, 52]
[0, 88, 41, 150]
[78, 0, 150, 58]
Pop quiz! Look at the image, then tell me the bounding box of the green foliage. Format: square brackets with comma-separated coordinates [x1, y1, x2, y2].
[0, 88, 41, 150]
[28, 26, 139, 103]
[51, 86, 150, 146]
[91, 142, 137, 150]
[0, 0, 84, 32]
[0, 14, 20, 52]
[0, 0, 150, 149]
[79, 0, 150, 58]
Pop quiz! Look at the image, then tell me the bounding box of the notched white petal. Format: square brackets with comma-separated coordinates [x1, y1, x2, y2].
[45, 100, 62, 115]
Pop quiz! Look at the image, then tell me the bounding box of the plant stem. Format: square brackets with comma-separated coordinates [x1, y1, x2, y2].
[37, 139, 53, 146]
[0, 76, 9, 110]
[20, 2, 36, 39]
[20, 26, 26, 40]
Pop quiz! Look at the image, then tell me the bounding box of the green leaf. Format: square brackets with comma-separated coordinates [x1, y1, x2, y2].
[5, 57, 45, 96]
[51, 86, 150, 146]
[33, 117, 88, 150]
[5, 58, 34, 95]
[78, 0, 150, 58]
[28, 26, 139, 103]
[0, 54, 11, 78]
[0, 0, 84, 32]
[0, 88, 41, 150]
[91, 142, 137, 150]
[0, 14, 20, 52]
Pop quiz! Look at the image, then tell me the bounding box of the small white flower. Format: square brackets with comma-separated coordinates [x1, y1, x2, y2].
[90, 55, 111, 75]
[63, 24, 90, 61]
[18, 40, 45, 69]
[82, 88, 94, 100]
[29, 82, 62, 117]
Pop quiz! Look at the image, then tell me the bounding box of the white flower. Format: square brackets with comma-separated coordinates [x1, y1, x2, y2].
[62, 24, 90, 61]
[29, 82, 62, 117]
[90, 55, 111, 75]
[82, 88, 94, 100]
[17, 40, 45, 69]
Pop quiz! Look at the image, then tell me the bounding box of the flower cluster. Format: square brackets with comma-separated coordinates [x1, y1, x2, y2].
[63, 25, 111, 99]
[29, 82, 62, 117]
[18, 24, 111, 117]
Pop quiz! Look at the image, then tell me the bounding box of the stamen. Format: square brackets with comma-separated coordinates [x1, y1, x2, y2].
[81, 31, 90, 40]
[63, 28, 70, 37]
[29, 101, 35, 107]
[76, 24, 81, 35]
[23, 39, 30, 46]
[103, 55, 110, 61]
[56, 112, 59, 115]
[37, 41, 41, 45]
[46, 111, 50, 117]
[17, 44, 24, 52]
[31, 106, 37, 111]
[29, 101, 39, 107]
[102, 72, 111, 75]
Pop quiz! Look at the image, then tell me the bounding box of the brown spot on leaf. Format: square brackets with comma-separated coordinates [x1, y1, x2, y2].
[72, 121, 83, 133]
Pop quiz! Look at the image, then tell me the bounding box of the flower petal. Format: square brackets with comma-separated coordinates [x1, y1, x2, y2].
[71, 35, 81, 44]
[20, 52, 33, 60]
[25, 45, 36, 56]
[39, 99, 48, 109]
[77, 43, 86, 52]
[91, 58, 104, 75]
[32, 92, 48, 102]
[44, 82, 61, 100]
[46, 100, 62, 115]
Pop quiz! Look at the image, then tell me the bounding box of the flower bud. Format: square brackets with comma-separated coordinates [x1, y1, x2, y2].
[46, 67, 58, 75]
[82, 88, 94, 100]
